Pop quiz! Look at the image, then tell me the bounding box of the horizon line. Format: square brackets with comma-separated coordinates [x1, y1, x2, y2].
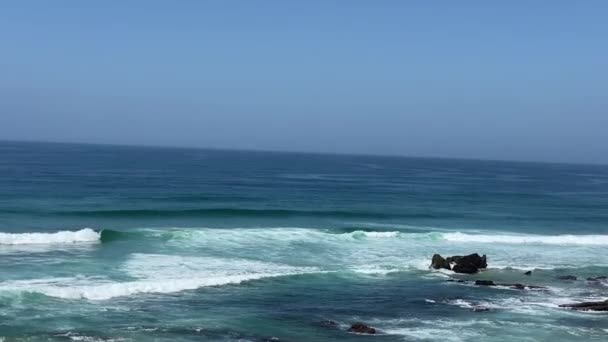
[2, 138, 607, 167]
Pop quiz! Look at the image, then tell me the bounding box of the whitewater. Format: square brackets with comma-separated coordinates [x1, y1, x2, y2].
[1, 227, 607, 301]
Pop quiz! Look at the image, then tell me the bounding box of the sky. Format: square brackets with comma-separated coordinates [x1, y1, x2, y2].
[1, 1, 607, 164]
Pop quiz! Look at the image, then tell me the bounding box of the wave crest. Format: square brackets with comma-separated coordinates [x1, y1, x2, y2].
[102, 227, 608, 247]
[5, 226, 607, 250]
[442, 232, 608, 245]
[0, 228, 100, 245]
[347, 230, 400, 239]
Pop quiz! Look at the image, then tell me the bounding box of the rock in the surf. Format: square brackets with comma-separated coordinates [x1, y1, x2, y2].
[475, 280, 495, 286]
[586, 276, 607, 282]
[430, 254, 451, 270]
[559, 300, 608, 311]
[524, 271, 532, 276]
[474, 280, 524, 289]
[467, 279, 546, 290]
[447, 253, 487, 274]
[452, 263, 479, 274]
[557, 275, 577, 281]
[348, 322, 376, 334]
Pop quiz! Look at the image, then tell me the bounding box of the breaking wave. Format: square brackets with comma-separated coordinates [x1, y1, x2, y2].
[4, 227, 608, 247]
[0, 228, 100, 245]
[101, 227, 608, 246]
[442, 232, 608, 245]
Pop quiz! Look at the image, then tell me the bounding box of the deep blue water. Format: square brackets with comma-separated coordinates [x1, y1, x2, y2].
[1, 141, 607, 341]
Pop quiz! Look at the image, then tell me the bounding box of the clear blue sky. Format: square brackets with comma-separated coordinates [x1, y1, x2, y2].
[1, 1, 607, 163]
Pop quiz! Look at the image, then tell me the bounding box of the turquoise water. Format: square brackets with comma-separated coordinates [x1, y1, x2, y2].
[1, 141, 607, 341]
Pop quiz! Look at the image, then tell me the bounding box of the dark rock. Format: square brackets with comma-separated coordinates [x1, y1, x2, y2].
[470, 280, 546, 290]
[348, 322, 376, 334]
[475, 280, 495, 286]
[558, 275, 577, 281]
[587, 276, 607, 281]
[452, 263, 480, 274]
[524, 271, 532, 276]
[431, 254, 451, 270]
[447, 279, 466, 283]
[559, 300, 608, 311]
[510, 283, 526, 290]
[473, 306, 491, 312]
[447, 254, 487, 268]
[446, 255, 461, 264]
[525, 285, 547, 290]
[448, 253, 487, 274]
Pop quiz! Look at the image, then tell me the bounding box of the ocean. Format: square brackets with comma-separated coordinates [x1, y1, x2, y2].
[0, 141, 607, 341]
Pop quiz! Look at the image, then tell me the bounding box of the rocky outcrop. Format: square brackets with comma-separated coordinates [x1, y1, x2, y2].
[587, 276, 607, 282]
[348, 322, 376, 334]
[431, 254, 451, 270]
[470, 279, 546, 290]
[448, 253, 487, 274]
[559, 300, 608, 311]
[524, 271, 532, 276]
[430, 253, 487, 274]
[451, 263, 477, 274]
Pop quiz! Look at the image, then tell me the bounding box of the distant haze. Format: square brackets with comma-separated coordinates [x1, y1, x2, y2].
[1, 2, 607, 164]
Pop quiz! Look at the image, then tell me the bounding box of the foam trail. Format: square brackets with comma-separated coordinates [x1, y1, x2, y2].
[0, 274, 301, 300]
[146, 227, 608, 246]
[442, 232, 608, 245]
[347, 231, 400, 238]
[0, 228, 100, 245]
[0, 254, 319, 300]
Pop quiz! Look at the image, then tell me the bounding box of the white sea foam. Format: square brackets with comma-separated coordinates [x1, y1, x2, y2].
[123, 253, 316, 279]
[442, 232, 608, 245]
[445, 299, 477, 309]
[8, 226, 606, 251]
[444, 294, 608, 317]
[347, 231, 400, 239]
[383, 327, 478, 341]
[136, 227, 608, 273]
[0, 274, 291, 300]
[351, 267, 401, 275]
[149, 226, 608, 247]
[57, 332, 126, 342]
[0, 228, 100, 245]
[0, 254, 319, 300]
